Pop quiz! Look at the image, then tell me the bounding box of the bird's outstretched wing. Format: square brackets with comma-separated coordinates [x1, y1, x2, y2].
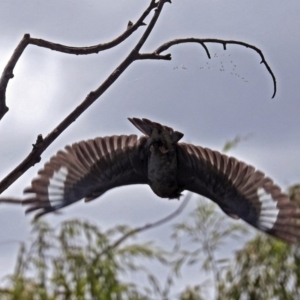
[23, 135, 148, 218]
[177, 143, 300, 243]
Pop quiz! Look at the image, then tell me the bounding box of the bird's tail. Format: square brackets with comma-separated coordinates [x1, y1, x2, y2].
[128, 117, 184, 143]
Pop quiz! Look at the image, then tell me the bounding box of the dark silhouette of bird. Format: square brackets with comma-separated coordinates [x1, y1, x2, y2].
[23, 118, 300, 243]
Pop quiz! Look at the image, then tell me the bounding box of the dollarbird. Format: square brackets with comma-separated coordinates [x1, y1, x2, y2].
[23, 118, 300, 243]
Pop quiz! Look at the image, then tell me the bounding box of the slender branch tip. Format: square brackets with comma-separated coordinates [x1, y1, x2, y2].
[153, 37, 277, 98]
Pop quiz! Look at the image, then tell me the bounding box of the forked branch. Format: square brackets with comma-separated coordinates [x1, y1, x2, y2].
[0, 0, 171, 195]
[0, 0, 277, 202]
[140, 37, 277, 98]
[0, 0, 158, 121]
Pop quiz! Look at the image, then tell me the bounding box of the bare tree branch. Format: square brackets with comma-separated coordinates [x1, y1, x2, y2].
[138, 53, 172, 60]
[28, 0, 155, 55]
[0, 1, 277, 198]
[0, 0, 170, 195]
[0, 197, 22, 205]
[141, 37, 277, 98]
[0, 34, 29, 119]
[101, 193, 192, 255]
[0, 0, 158, 121]
[133, 0, 171, 53]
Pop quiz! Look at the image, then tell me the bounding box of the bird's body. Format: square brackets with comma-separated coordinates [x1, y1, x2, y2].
[24, 118, 300, 243]
[146, 126, 182, 199]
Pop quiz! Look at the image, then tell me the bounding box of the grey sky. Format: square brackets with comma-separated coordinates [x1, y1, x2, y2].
[0, 0, 300, 295]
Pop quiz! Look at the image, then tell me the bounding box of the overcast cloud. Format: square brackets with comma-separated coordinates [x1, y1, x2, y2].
[0, 0, 299, 295]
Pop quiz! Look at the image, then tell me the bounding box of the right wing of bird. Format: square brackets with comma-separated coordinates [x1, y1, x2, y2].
[177, 142, 300, 243]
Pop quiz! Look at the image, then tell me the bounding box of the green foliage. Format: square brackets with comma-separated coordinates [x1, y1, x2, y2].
[219, 234, 300, 300]
[171, 185, 300, 300]
[222, 134, 251, 153]
[218, 183, 300, 300]
[1, 198, 249, 300]
[0, 219, 168, 300]
[171, 198, 248, 299]
[289, 184, 300, 206]
[2, 185, 300, 300]
[179, 286, 204, 300]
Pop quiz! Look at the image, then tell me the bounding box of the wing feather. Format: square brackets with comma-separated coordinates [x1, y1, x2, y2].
[23, 135, 148, 218]
[177, 142, 300, 243]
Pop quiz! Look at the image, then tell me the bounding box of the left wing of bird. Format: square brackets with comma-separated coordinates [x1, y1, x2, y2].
[23, 135, 148, 218]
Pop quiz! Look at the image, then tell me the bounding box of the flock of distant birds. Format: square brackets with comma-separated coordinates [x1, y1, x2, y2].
[173, 53, 249, 83]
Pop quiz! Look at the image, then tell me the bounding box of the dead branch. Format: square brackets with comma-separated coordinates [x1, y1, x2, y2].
[0, 0, 158, 121]
[0, 197, 23, 205]
[0, 0, 171, 195]
[0, 34, 29, 119]
[0, 1, 277, 199]
[101, 193, 192, 255]
[140, 37, 277, 98]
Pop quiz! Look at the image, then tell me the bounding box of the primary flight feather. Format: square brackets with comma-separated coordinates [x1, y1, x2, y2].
[23, 118, 300, 243]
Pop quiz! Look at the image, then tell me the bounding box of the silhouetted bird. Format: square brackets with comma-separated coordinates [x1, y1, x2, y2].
[24, 118, 300, 243]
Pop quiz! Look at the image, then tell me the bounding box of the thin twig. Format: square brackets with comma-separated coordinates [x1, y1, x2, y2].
[28, 1, 155, 55]
[133, 0, 171, 53]
[0, 2, 277, 197]
[101, 193, 192, 255]
[0, 197, 23, 204]
[0, 0, 158, 121]
[0, 0, 169, 195]
[143, 37, 277, 98]
[0, 34, 30, 119]
[138, 53, 172, 60]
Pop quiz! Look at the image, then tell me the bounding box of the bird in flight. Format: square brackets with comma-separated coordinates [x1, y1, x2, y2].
[24, 118, 300, 243]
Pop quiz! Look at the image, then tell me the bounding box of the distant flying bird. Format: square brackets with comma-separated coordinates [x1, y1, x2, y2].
[24, 118, 300, 243]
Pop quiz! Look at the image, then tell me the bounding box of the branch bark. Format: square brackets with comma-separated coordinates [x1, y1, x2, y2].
[0, 0, 158, 121]
[0, 34, 30, 119]
[0, 0, 171, 195]
[0, 1, 277, 198]
[0, 198, 23, 205]
[142, 37, 277, 98]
